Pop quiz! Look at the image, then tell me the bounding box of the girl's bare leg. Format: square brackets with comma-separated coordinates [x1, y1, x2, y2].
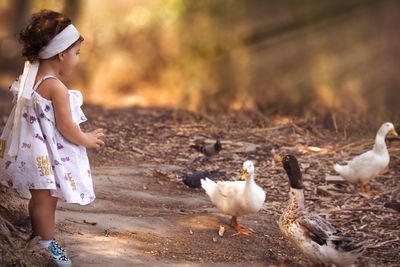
[29, 189, 58, 240]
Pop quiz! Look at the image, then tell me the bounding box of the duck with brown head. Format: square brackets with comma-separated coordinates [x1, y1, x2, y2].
[279, 155, 364, 266]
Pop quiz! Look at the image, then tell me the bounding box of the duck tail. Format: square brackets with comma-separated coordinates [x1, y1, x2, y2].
[334, 163, 349, 177]
[190, 144, 203, 153]
[324, 246, 360, 266]
[200, 177, 217, 196]
[327, 236, 366, 266]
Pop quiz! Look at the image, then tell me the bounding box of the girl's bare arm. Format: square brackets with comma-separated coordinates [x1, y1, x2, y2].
[47, 79, 104, 148]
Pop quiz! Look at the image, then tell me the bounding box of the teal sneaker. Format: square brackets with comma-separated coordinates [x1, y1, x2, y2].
[52, 239, 68, 256]
[48, 240, 71, 267]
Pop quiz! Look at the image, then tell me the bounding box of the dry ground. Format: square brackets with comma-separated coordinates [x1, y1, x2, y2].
[0, 94, 399, 266]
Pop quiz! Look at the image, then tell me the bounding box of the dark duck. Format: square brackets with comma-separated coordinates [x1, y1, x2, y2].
[190, 138, 222, 157]
[278, 155, 364, 266]
[182, 170, 225, 188]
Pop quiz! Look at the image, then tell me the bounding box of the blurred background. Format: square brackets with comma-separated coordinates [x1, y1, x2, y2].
[0, 0, 399, 131]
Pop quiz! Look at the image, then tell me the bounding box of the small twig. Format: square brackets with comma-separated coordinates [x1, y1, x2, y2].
[332, 113, 338, 133]
[0, 223, 16, 249]
[24, 236, 41, 250]
[374, 189, 396, 197]
[334, 208, 399, 214]
[386, 136, 400, 142]
[65, 218, 92, 226]
[365, 237, 400, 249]
[305, 197, 322, 201]
[338, 140, 372, 151]
[291, 123, 306, 135]
[131, 146, 147, 155]
[392, 154, 400, 160]
[246, 124, 292, 133]
[131, 146, 156, 157]
[2, 218, 29, 241]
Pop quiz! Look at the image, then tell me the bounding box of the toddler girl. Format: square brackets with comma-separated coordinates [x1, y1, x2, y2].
[0, 9, 104, 266]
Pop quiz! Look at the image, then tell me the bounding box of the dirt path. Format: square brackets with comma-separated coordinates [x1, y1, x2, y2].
[0, 97, 399, 266]
[56, 165, 303, 266]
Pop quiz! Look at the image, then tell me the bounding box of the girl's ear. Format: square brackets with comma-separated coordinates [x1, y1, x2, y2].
[58, 53, 64, 61]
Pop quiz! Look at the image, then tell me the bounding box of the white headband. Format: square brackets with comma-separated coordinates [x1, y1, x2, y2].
[6, 24, 81, 157]
[39, 24, 81, 59]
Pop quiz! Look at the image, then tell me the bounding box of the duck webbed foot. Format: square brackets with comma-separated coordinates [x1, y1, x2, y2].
[359, 181, 374, 197]
[230, 216, 254, 236]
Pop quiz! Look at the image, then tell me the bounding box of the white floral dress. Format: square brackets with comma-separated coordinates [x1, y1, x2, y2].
[0, 76, 95, 205]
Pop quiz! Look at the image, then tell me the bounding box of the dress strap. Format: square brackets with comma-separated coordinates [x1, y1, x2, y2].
[33, 75, 60, 91]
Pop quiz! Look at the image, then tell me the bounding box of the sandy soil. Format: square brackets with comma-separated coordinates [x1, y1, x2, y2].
[54, 165, 303, 267]
[1, 92, 399, 266]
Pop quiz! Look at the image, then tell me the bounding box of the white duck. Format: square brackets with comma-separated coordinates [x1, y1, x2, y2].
[279, 155, 364, 266]
[201, 160, 266, 236]
[334, 122, 398, 195]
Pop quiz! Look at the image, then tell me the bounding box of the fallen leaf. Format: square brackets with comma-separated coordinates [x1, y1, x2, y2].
[152, 169, 171, 181]
[218, 225, 225, 237]
[83, 219, 97, 226]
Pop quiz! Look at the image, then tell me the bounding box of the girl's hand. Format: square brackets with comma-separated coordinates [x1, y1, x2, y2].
[85, 128, 105, 148]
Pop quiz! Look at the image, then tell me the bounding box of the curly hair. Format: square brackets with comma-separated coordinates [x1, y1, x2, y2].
[19, 10, 83, 62]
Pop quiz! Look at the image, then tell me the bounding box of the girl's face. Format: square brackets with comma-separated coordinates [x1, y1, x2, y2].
[59, 42, 81, 76]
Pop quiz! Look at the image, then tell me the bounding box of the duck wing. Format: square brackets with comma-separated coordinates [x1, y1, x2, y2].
[296, 212, 336, 246]
[216, 181, 245, 199]
[348, 150, 388, 178]
[348, 150, 376, 168]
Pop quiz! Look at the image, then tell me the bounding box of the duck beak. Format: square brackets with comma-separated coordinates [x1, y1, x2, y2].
[240, 169, 248, 180]
[388, 128, 398, 136]
[274, 154, 283, 163]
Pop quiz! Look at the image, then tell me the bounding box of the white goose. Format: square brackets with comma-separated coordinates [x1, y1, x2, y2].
[201, 160, 266, 236]
[334, 122, 398, 195]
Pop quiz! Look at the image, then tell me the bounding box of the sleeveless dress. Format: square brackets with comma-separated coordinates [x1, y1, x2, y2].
[0, 76, 95, 205]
